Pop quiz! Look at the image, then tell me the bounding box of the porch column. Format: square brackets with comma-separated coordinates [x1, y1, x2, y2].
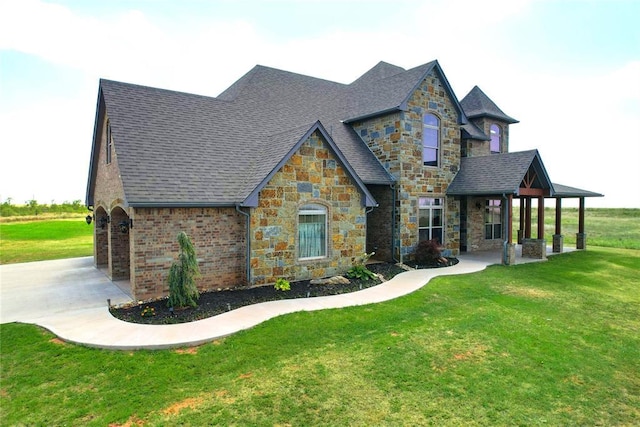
[503, 194, 516, 265]
[518, 199, 525, 244]
[577, 197, 586, 249]
[553, 198, 563, 253]
[524, 197, 532, 239]
[537, 196, 544, 240]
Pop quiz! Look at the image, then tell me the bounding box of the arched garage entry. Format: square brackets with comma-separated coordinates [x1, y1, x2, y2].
[109, 206, 130, 280]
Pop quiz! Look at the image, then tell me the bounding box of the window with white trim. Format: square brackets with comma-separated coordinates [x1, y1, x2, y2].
[423, 114, 439, 167]
[298, 204, 327, 260]
[419, 197, 444, 244]
[485, 199, 502, 239]
[490, 124, 501, 154]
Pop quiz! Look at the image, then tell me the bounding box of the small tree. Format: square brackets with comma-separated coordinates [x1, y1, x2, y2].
[167, 232, 201, 308]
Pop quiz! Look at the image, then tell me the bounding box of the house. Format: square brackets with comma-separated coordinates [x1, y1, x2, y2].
[86, 60, 602, 300]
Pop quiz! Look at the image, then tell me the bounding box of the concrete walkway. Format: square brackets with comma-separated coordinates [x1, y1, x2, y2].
[0, 249, 570, 350]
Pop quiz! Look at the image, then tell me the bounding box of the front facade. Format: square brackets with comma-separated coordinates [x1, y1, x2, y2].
[86, 60, 601, 300]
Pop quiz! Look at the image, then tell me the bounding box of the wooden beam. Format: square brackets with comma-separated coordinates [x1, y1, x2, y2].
[537, 196, 544, 239]
[525, 197, 532, 239]
[518, 188, 549, 196]
[555, 198, 562, 235]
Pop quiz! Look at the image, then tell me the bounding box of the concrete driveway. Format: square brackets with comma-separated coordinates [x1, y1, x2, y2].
[0, 257, 132, 324]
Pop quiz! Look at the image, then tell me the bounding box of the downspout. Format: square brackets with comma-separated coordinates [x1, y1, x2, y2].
[391, 183, 399, 263]
[502, 193, 508, 265]
[235, 204, 251, 285]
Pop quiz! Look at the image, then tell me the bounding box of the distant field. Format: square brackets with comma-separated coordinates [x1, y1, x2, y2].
[0, 218, 93, 264]
[513, 207, 639, 250]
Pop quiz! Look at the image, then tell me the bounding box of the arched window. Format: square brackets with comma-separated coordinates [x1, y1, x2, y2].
[106, 119, 112, 164]
[423, 114, 439, 167]
[490, 124, 501, 154]
[298, 204, 327, 259]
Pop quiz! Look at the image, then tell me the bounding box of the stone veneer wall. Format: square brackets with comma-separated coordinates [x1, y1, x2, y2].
[130, 207, 246, 300]
[250, 131, 367, 285]
[465, 196, 505, 251]
[464, 118, 510, 157]
[352, 69, 461, 261]
[366, 184, 394, 261]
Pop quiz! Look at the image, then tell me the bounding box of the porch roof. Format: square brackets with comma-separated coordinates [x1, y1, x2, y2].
[447, 150, 552, 196]
[551, 183, 603, 198]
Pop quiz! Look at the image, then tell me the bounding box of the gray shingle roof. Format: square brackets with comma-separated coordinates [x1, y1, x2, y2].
[446, 150, 553, 196]
[461, 122, 490, 141]
[460, 85, 518, 124]
[87, 60, 474, 207]
[552, 183, 603, 198]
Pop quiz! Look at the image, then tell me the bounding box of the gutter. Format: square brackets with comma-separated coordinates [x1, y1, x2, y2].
[235, 204, 252, 285]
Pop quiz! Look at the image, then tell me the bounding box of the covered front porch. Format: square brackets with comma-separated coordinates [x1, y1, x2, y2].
[448, 150, 603, 265]
[458, 241, 578, 266]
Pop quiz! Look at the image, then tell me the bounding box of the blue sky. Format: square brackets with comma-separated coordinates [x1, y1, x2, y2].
[1, 0, 638, 207]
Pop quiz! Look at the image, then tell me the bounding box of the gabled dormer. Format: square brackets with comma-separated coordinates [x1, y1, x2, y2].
[460, 86, 518, 157]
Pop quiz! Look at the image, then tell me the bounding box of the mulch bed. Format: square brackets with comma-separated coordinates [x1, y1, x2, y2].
[110, 258, 458, 325]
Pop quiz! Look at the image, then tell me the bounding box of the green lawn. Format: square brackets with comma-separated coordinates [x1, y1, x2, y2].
[0, 217, 93, 264]
[1, 247, 639, 425]
[515, 207, 640, 250]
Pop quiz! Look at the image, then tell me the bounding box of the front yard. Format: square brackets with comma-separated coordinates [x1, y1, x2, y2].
[1, 247, 638, 425]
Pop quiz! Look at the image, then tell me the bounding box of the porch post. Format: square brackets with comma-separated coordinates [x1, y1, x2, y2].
[553, 198, 563, 253]
[577, 197, 586, 249]
[525, 197, 532, 239]
[503, 194, 516, 265]
[518, 198, 524, 244]
[537, 196, 544, 240]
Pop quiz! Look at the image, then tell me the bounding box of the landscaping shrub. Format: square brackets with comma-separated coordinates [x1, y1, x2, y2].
[167, 232, 201, 308]
[413, 239, 444, 265]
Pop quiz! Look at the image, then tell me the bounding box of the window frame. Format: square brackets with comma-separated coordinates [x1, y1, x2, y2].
[484, 199, 502, 239]
[298, 203, 328, 261]
[422, 113, 440, 167]
[490, 124, 501, 154]
[106, 119, 112, 164]
[418, 197, 444, 244]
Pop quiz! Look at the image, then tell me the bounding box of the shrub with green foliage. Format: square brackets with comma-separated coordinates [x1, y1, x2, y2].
[167, 232, 201, 308]
[413, 239, 444, 265]
[274, 278, 291, 291]
[346, 251, 377, 281]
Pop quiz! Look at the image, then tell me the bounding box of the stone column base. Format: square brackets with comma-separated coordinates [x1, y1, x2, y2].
[502, 243, 517, 265]
[522, 238, 547, 259]
[552, 234, 563, 253]
[576, 233, 586, 250]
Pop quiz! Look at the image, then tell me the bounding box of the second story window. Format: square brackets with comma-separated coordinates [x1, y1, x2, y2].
[423, 113, 439, 167]
[106, 119, 112, 164]
[490, 124, 501, 154]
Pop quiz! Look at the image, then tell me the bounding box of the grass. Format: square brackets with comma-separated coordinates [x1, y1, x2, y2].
[513, 207, 640, 250]
[0, 217, 93, 264]
[1, 247, 639, 425]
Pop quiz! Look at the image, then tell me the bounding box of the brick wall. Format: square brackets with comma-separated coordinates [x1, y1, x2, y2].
[250, 131, 367, 285]
[352, 69, 461, 260]
[130, 207, 247, 300]
[465, 196, 504, 251]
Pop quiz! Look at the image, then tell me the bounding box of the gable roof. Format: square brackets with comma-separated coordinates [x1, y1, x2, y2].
[460, 85, 519, 124]
[446, 150, 553, 196]
[342, 60, 468, 125]
[88, 60, 471, 207]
